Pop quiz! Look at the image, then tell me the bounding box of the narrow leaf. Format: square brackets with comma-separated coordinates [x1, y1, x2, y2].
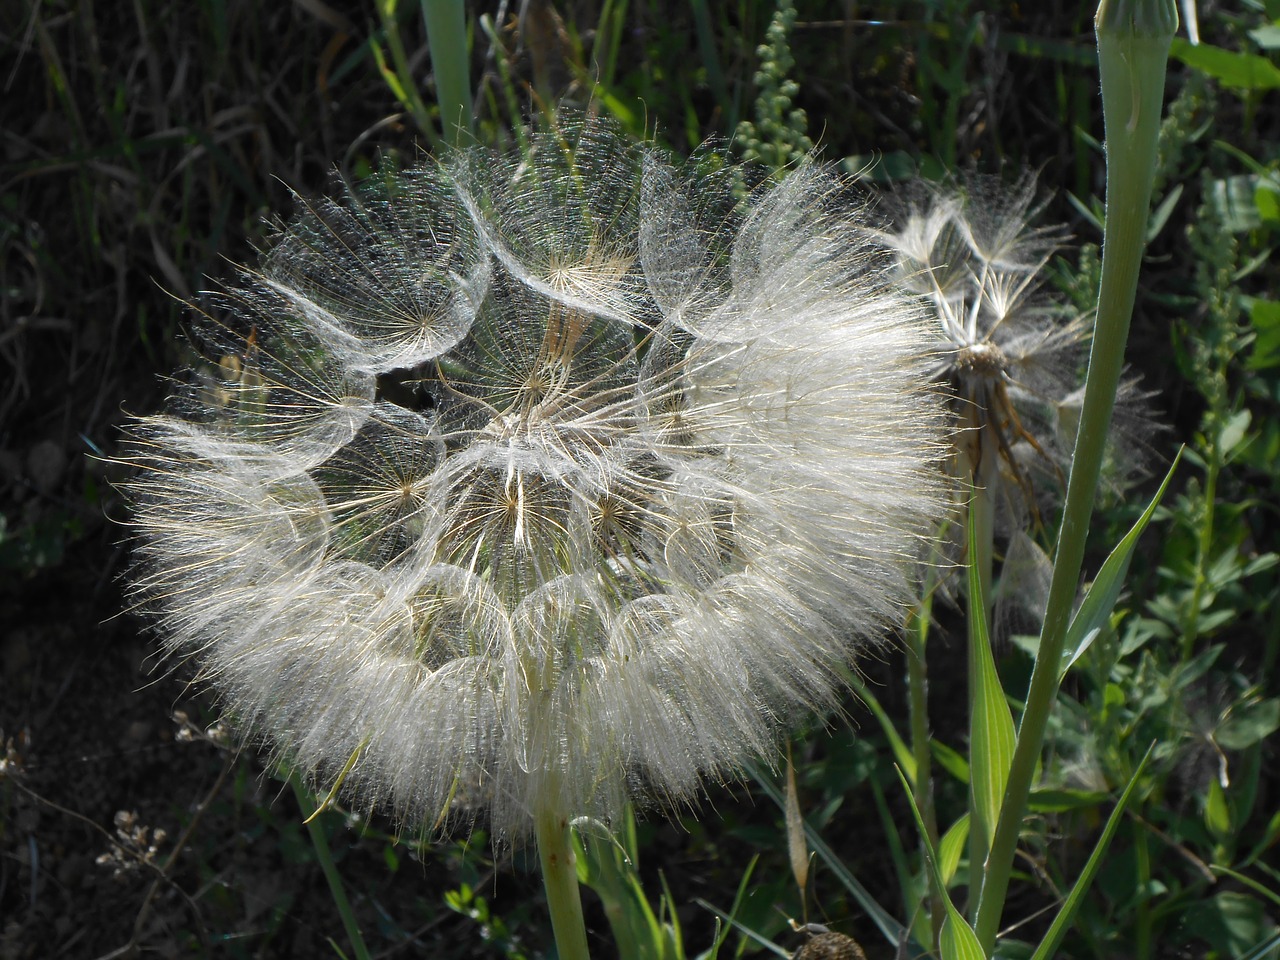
[1028, 743, 1155, 960]
[1237, 932, 1280, 960]
[939, 815, 971, 887]
[747, 760, 905, 948]
[895, 767, 988, 960]
[967, 507, 1017, 848]
[1061, 449, 1183, 677]
[785, 744, 810, 902]
[848, 671, 916, 784]
[940, 912, 988, 960]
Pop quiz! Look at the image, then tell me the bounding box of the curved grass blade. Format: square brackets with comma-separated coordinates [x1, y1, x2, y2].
[1060, 448, 1184, 678]
[1028, 742, 1155, 960]
[894, 767, 988, 960]
[745, 760, 906, 948]
[967, 505, 1016, 857]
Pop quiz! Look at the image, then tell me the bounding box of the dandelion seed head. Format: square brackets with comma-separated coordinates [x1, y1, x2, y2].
[121, 119, 950, 840]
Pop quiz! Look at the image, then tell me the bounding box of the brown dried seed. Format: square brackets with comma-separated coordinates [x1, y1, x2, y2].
[792, 930, 868, 960]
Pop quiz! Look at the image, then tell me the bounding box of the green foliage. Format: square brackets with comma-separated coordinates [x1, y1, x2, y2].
[733, 0, 812, 172]
[444, 884, 531, 959]
[8, 1, 1280, 958]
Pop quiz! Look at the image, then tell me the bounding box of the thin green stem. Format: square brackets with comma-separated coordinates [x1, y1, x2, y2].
[972, 1, 1176, 951]
[906, 578, 943, 951]
[536, 804, 592, 960]
[1135, 818, 1153, 960]
[375, 0, 437, 144]
[290, 774, 373, 960]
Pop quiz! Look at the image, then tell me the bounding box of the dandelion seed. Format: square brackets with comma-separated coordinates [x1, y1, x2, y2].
[121, 119, 950, 848]
[871, 174, 1155, 539]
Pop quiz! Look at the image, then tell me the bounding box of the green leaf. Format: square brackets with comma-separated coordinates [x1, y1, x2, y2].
[1029, 744, 1155, 960]
[1247, 298, 1280, 370]
[1145, 183, 1183, 242]
[1220, 409, 1253, 457]
[1238, 931, 1280, 960]
[932, 739, 971, 784]
[1026, 789, 1111, 813]
[895, 768, 987, 960]
[1180, 892, 1276, 958]
[967, 507, 1017, 848]
[1205, 776, 1233, 838]
[1248, 24, 1280, 50]
[1171, 38, 1280, 90]
[1216, 698, 1280, 751]
[1212, 865, 1280, 911]
[939, 815, 970, 887]
[1256, 179, 1280, 223]
[1061, 449, 1183, 678]
[941, 913, 988, 960]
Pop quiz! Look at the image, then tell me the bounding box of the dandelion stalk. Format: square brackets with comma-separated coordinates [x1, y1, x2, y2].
[973, 1, 1177, 950]
[536, 804, 591, 960]
[290, 774, 373, 960]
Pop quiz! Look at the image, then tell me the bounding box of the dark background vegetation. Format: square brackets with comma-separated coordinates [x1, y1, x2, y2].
[2, 2, 1278, 958]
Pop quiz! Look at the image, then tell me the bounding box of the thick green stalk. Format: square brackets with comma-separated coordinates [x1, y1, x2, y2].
[421, 0, 474, 147]
[290, 774, 373, 960]
[536, 804, 592, 960]
[972, 0, 1176, 951]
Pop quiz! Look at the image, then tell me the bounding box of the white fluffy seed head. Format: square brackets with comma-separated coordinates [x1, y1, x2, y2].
[121, 119, 951, 842]
[870, 175, 1119, 528]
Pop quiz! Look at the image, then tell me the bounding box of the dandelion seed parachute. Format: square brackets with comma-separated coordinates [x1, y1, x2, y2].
[870, 174, 1156, 534]
[122, 120, 950, 841]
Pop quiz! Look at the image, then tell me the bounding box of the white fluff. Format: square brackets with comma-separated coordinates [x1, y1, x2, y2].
[122, 120, 950, 841]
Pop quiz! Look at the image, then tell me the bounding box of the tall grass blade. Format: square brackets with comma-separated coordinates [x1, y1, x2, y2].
[1028, 743, 1155, 960]
[421, 0, 473, 146]
[894, 768, 988, 960]
[745, 760, 906, 948]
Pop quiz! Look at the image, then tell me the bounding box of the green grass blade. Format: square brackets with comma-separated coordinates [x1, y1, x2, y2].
[1210, 865, 1280, 910]
[894, 768, 988, 960]
[847, 671, 916, 784]
[745, 760, 906, 947]
[1236, 931, 1280, 960]
[421, 0, 474, 146]
[1060, 448, 1183, 678]
[939, 814, 970, 887]
[1028, 743, 1155, 960]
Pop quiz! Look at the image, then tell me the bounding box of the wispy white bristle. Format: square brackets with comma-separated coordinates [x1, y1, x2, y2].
[122, 118, 951, 841]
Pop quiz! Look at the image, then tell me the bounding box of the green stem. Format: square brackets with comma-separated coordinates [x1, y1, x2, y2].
[290, 774, 373, 960]
[536, 804, 592, 960]
[421, 0, 474, 147]
[972, 1, 1176, 951]
[376, 0, 437, 144]
[906, 579, 944, 951]
[1135, 818, 1153, 960]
